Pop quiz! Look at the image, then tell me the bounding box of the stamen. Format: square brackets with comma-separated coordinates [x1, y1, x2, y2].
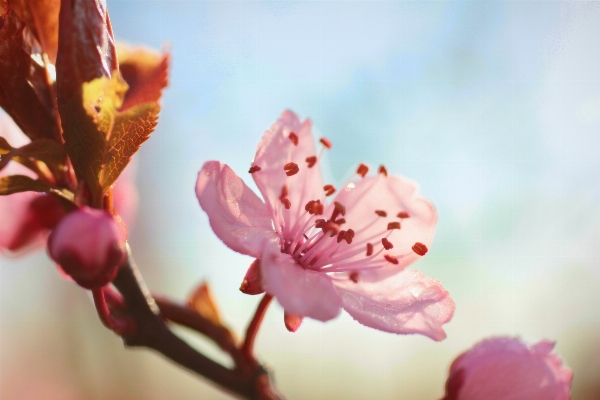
[412, 242, 428, 256]
[320, 137, 332, 149]
[312, 201, 324, 215]
[381, 238, 393, 250]
[349, 272, 359, 283]
[378, 165, 388, 176]
[375, 210, 387, 217]
[305, 200, 316, 213]
[387, 221, 401, 230]
[248, 165, 261, 173]
[305, 156, 317, 168]
[323, 184, 336, 196]
[284, 162, 299, 176]
[279, 185, 288, 200]
[345, 229, 355, 244]
[280, 198, 291, 209]
[289, 132, 299, 146]
[314, 218, 326, 229]
[334, 218, 346, 225]
[330, 201, 346, 220]
[384, 254, 398, 264]
[356, 163, 369, 177]
[321, 221, 340, 237]
[366, 243, 373, 256]
[337, 230, 347, 243]
[397, 211, 410, 219]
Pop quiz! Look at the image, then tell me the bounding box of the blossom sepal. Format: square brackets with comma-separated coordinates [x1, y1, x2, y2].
[240, 258, 265, 295]
[48, 207, 127, 289]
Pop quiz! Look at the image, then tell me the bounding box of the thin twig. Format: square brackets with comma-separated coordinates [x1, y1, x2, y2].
[241, 294, 274, 362]
[111, 250, 281, 399]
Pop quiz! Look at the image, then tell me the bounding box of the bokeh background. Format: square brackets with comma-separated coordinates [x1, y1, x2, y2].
[2, 1, 600, 399]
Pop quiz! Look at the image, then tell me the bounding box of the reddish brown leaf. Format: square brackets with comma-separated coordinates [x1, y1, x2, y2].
[118, 43, 170, 110]
[0, 138, 66, 173]
[10, 0, 60, 63]
[0, 174, 51, 195]
[0, 7, 60, 141]
[239, 259, 265, 295]
[56, 0, 160, 201]
[186, 282, 223, 326]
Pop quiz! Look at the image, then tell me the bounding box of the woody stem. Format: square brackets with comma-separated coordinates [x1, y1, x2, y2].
[241, 294, 274, 362]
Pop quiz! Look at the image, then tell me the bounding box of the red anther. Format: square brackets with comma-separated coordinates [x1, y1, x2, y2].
[378, 165, 388, 176]
[312, 201, 324, 215]
[289, 132, 299, 146]
[320, 137, 332, 149]
[279, 185, 288, 200]
[331, 201, 346, 220]
[248, 165, 261, 173]
[412, 242, 428, 256]
[314, 219, 326, 229]
[397, 211, 410, 219]
[384, 254, 399, 264]
[334, 218, 346, 225]
[366, 243, 374, 256]
[322, 221, 340, 236]
[381, 238, 394, 250]
[387, 221, 401, 230]
[305, 200, 316, 213]
[375, 210, 387, 217]
[356, 163, 369, 177]
[337, 230, 347, 243]
[323, 184, 336, 196]
[349, 272, 359, 283]
[306, 156, 317, 168]
[345, 229, 355, 244]
[280, 198, 291, 209]
[284, 162, 299, 176]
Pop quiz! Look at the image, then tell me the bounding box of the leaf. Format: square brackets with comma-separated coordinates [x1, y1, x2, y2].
[10, 0, 60, 63]
[0, 7, 60, 141]
[0, 174, 52, 195]
[81, 74, 160, 192]
[56, 0, 159, 199]
[186, 282, 223, 326]
[0, 138, 67, 172]
[117, 43, 170, 111]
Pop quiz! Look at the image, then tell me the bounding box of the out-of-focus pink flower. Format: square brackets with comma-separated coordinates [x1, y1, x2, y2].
[112, 158, 139, 229]
[443, 337, 572, 400]
[0, 114, 64, 254]
[48, 207, 127, 289]
[196, 110, 454, 340]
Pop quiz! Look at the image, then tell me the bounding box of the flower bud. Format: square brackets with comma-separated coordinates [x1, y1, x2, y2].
[48, 207, 126, 289]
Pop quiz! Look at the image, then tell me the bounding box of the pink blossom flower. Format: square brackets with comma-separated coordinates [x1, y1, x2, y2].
[0, 114, 64, 253]
[48, 207, 127, 289]
[196, 110, 454, 340]
[443, 337, 572, 400]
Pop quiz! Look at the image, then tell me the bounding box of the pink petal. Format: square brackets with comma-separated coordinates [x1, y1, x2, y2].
[260, 237, 342, 321]
[324, 173, 436, 278]
[443, 337, 572, 400]
[252, 110, 324, 235]
[334, 269, 454, 341]
[0, 192, 44, 253]
[196, 161, 275, 258]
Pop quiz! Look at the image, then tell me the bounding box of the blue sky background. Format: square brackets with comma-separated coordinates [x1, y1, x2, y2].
[2, 1, 600, 399]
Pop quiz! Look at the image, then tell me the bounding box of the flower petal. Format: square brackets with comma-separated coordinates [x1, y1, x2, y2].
[335, 269, 454, 340]
[196, 161, 274, 258]
[252, 110, 324, 235]
[443, 337, 572, 400]
[321, 173, 436, 278]
[260, 237, 342, 321]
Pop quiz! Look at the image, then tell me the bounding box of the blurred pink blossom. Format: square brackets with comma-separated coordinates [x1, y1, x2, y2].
[0, 114, 63, 253]
[196, 110, 454, 340]
[443, 337, 572, 400]
[48, 207, 127, 289]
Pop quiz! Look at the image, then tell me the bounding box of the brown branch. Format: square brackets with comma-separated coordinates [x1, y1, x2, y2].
[111, 251, 281, 400]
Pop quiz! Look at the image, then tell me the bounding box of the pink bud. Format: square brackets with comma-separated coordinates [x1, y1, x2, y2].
[48, 207, 126, 289]
[443, 337, 572, 400]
